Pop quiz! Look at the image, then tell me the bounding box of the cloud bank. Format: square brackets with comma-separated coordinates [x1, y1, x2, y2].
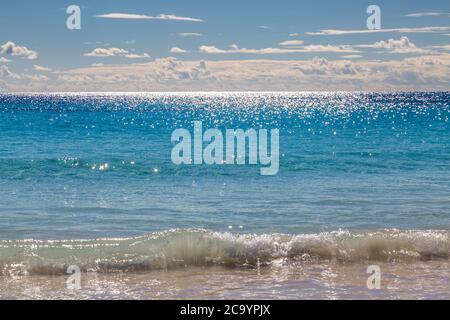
[3, 54, 449, 92]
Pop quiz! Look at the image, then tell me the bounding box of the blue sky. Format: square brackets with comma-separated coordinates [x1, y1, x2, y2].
[1, 0, 449, 91]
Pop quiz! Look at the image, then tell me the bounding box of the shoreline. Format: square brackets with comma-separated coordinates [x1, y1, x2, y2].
[2, 261, 449, 300]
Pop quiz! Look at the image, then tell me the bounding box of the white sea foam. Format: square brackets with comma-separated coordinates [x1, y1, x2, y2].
[0, 229, 448, 276]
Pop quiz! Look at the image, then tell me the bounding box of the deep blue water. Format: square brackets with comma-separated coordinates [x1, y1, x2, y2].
[0, 92, 449, 240]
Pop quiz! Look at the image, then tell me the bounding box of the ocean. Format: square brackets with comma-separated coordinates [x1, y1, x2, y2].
[0, 92, 449, 299]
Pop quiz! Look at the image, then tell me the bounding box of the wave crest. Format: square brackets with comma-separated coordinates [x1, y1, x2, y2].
[1, 229, 449, 275]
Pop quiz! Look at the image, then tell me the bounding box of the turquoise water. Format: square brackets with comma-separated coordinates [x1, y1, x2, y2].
[0, 92, 449, 241]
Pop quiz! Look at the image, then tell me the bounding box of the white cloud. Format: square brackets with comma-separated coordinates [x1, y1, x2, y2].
[84, 48, 129, 57]
[356, 36, 428, 53]
[84, 41, 110, 46]
[33, 65, 52, 72]
[96, 13, 150, 20]
[170, 47, 189, 53]
[0, 65, 20, 79]
[295, 57, 361, 75]
[405, 12, 450, 17]
[53, 58, 213, 90]
[154, 14, 204, 22]
[303, 45, 357, 52]
[1, 41, 38, 60]
[289, 33, 299, 37]
[21, 73, 50, 81]
[199, 46, 227, 54]
[306, 26, 450, 35]
[178, 33, 203, 37]
[124, 53, 151, 59]
[84, 47, 150, 59]
[42, 54, 449, 92]
[4, 52, 450, 92]
[341, 55, 363, 59]
[199, 44, 358, 54]
[279, 40, 304, 46]
[259, 26, 272, 30]
[0, 65, 52, 84]
[0, 57, 11, 63]
[430, 44, 450, 51]
[96, 13, 204, 22]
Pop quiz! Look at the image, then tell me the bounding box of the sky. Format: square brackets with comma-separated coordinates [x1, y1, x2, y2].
[0, 0, 450, 91]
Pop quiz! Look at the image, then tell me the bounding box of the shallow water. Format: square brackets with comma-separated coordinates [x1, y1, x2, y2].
[2, 262, 449, 300]
[0, 92, 449, 299]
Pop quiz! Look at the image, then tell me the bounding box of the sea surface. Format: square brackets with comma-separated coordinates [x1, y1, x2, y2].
[0, 92, 449, 299]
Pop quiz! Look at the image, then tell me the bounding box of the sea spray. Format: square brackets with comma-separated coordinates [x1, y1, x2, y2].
[0, 229, 448, 276]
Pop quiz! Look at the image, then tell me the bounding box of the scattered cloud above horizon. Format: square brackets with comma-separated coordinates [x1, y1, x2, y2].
[279, 40, 304, 46]
[96, 13, 204, 22]
[33, 65, 52, 72]
[124, 53, 152, 59]
[84, 47, 151, 59]
[199, 44, 359, 54]
[431, 44, 450, 51]
[1, 41, 38, 60]
[170, 47, 189, 53]
[404, 12, 450, 17]
[259, 26, 273, 30]
[356, 36, 428, 54]
[341, 55, 363, 59]
[178, 33, 203, 37]
[84, 41, 111, 46]
[306, 26, 450, 35]
[21, 73, 50, 82]
[0, 65, 21, 79]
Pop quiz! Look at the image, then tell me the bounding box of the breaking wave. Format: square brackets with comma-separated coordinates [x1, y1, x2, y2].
[1, 229, 449, 276]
